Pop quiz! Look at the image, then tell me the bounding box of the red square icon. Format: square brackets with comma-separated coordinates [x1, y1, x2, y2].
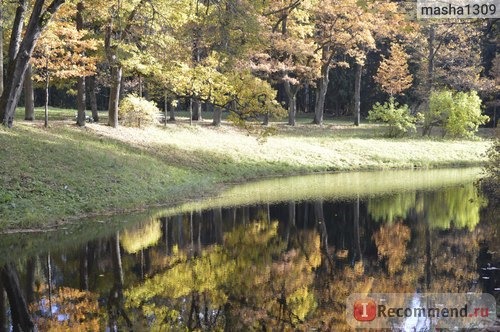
[353, 298, 377, 321]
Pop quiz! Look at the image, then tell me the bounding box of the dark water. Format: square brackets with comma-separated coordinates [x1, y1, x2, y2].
[0, 168, 498, 331]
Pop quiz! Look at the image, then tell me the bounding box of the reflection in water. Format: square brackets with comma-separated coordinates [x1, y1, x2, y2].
[368, 183, 487, 229]
[120, 219, 162, 254]
[0, 171, 498, 330]
[125, 221, 320, 330]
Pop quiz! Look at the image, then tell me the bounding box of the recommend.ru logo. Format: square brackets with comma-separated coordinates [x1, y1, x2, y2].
[347, 293, 496, 330]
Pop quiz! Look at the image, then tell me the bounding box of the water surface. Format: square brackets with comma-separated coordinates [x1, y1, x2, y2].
[0, 167, 498, 331]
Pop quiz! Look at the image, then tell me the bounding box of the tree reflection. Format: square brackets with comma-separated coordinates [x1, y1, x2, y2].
[373, 222, 411, 275]
[0, 263, 35, 331]
[120, 219, 162, 254]
[108, 233, 132, 330]
[0, 180, 494, 330]
[368, 183, 486, 230]
[125, 220, 321, 330]
[0, 282, 6, 332]
[31, 287, 99, 330]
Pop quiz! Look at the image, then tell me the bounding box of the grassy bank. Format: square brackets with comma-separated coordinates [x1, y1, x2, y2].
[0, 118, 493, 230]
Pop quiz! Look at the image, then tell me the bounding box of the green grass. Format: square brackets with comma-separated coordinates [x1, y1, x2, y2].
[0, 116, 493, 231]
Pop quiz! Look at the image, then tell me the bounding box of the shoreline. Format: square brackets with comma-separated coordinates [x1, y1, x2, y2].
[0, 121, 493, 231]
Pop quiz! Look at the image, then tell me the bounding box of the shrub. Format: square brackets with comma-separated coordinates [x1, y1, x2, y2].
[367, 97, 421, 137]
[425, 90, 489, 138]
[119, 95, 159, 127]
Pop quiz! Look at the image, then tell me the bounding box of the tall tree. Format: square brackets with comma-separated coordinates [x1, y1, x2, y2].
[31, 9, 98, 127]
[252, 0, 320, 126]
[104, 0, 148, 128]
[75, 2, 86, 126]
[0, 0, 66, 127]
[405, 20, 489, 101]
[312, 0, 401, 125]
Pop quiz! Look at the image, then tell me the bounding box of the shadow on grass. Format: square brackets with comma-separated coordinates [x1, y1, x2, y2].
[0, 123, 309, 229]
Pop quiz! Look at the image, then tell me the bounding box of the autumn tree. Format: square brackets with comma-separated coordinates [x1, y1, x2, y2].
[346, 2, 403, 126]
[373, 222, 411, 275]
[404, 18, 492, 108]
[0, 0, 66, 127]
[104, 0, 149, 127]
[374, 42, 413, 97]
[31, 11, 98, 127]
[251, 0, 320, 126]
[311, 0, 401, 125]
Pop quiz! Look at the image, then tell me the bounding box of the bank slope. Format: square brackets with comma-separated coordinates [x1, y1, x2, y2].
[0, 122, 492, 230]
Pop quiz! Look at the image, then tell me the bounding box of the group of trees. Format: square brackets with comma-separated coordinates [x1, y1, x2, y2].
[0, 0, 497, 132]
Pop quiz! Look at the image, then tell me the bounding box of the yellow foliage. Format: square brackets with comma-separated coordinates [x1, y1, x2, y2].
[374, 42, 413, 96]
[120, 219, 162, 253]
[373, 222, 411, 275]
[31, 287, 100, 330]
[32, 11, 99, 83]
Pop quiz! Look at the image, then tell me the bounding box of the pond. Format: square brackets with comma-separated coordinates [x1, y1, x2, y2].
[0, 167, 498, 331]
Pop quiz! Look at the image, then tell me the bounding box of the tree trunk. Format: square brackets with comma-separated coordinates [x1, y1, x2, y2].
[192, 100, 202, 121]
[0, 0, 65, 127]
[44, 71, 49, 128]
[284, 80, 298, 126]
[189, 98, 193, 126]
[75, 2, 86, 127]
[313, 61, 329, 125]
[108, 65, 122, 128]
[87, 76, 98, 122]
[138, 74, 142, 98]
[354, 63, 362, 126]
[427, 26, 435, 94]
[76, 76, 86, 126]
[24, 64, 35, 121]
[262, 112, 269, 125]
[79, 245, 89, 291]
[0, 263, 35, 332]
[8, 0, 27, 63]
[0, 2, 4, 96]
[354, 195, 362, 261]
[25, 258, 35, 304]
[287, 201, 295, 246]
[303, 83, 310, 113]
[108, 233, 132, 329]
[168, 97, 176, 122]
[425, 223, 432, 290]
[163, 93, 168, 125]
[212, 106, 222, 126]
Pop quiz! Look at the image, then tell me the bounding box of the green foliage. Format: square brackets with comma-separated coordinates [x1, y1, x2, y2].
[368, 183, 487, 230]
[228, 71, 286, 121]
[367, 97, 422, 137]
[368, 192, 416, 223]
[118, 95, 159, 127]
[426, 90, 489, 138]
[161, 60, 285, 123]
